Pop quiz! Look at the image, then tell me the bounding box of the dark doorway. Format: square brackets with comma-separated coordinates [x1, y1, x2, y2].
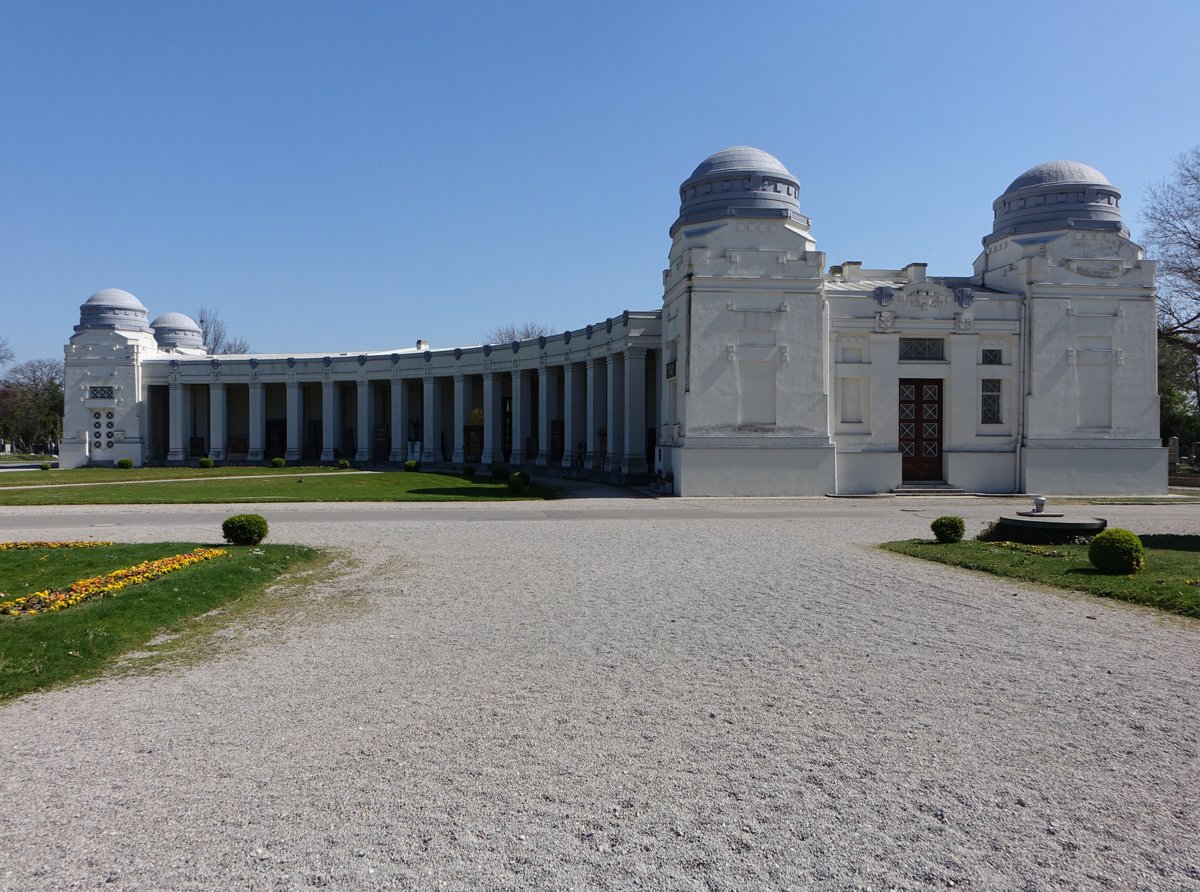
[899, 378, 943, 481]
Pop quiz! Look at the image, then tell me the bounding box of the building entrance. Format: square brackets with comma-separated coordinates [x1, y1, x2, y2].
[899, 378, 943, 481]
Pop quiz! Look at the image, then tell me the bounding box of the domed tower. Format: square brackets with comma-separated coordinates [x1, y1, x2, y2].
[659, 146, 833, 496]
[974, 161, 1164, 494]
[62, 289, 161, 468]
[151, 312, 206, 353]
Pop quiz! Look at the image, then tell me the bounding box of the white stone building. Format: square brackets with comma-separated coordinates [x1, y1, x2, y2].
[61, 148, 1166, 495]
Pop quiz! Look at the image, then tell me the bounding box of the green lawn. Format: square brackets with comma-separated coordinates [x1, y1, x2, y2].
[0, 465, 344, 487]
[0, 541, 323, 701]
[882, 535, 1200, 618]
[0, 469, 553, 505]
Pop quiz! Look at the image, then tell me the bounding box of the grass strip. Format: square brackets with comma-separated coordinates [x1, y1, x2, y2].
[881, 535, 1200, 618]
[0, 465, 346, 488]
[0, 470, 553, 505]
[0, 542, 321, 701]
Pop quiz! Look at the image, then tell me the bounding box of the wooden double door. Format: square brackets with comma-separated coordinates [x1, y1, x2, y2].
[899, 378, 943, 481]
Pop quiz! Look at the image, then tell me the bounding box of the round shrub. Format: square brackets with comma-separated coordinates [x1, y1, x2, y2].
[222, 513, 269, 546]
[338, 459, 351, 469]
[506, 477, 528, 495]
[117, 458, 134, 469]
[270, 457, 286, 468]
[931, 515, 965, 544]
[490, 465, 511, 481]
[512, 470, 531, 485]
[404, 459, 420, 472]
[39, 462, 51, 471]
[198, 456, 214, 469]
[1088, 528, 1146, 575]
[462, 464, 477, 478]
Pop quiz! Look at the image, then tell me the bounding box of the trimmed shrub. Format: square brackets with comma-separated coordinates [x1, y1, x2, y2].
[462, 464, 477, 478]
[271, 457, 286, 468]
[931, 515, 965, 544]
[39, 463, 51, 471]
[117, 458, 134, 469]
[222, 513, 269, 546]
[338, 459, 351, 469]
[512, 470, 531, 485]
[1088, 528, 1146, 575]
[404, 459, 420, 472]
[490, 465, 511, 481]
[198, 456, 214, 469]
[506, 477, 528, 495]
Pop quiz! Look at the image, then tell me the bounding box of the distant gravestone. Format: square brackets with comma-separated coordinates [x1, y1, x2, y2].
[1167, 436, 1180, 473]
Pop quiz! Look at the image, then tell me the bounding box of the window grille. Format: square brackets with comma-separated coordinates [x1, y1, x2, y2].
[89, 385, 115, 399]
[899, 338, 944, 361]
[981, 379, 1002, 424]
[982, 349, 1002, 365]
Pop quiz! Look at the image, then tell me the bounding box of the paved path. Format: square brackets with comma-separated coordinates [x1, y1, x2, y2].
[1, 498, 1197, 891]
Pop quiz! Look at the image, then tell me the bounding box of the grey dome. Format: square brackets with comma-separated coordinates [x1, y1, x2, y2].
[672, 146, 807, 236]
[986, 159, 1125, 246]
[75, 288, 151, 333]
[151, 312, 204, 350]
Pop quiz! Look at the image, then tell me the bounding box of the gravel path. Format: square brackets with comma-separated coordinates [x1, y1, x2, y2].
[1, 498, 1198, 891]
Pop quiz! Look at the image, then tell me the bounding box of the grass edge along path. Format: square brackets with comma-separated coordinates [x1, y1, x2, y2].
[881, 535, 1200, 619]
[0, 469, 555, 505]
[0, 541, 322, 701]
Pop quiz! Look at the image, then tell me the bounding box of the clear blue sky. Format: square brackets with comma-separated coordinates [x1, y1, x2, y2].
[3, 0, 1198, 363]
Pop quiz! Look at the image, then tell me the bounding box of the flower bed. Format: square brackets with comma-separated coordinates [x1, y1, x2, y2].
[0, 548, 227, 616]
[0, 541, 113, 551]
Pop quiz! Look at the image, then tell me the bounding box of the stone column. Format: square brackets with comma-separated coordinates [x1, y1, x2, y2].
[421, 375, 440, 464]
[451, 373, 466, 464]
[321, 380, 337, 461]
[285, 380, 302, 461]
[622, 347, 647, 475]
[167, 380, 185, 462]
[247, 381, 265, 461]
[208, 381, 227, 461]
[356, 377, 371, 462]
[511, 369, 531, 465]
[605, 354, 625, 472]
[561, 362, 584, 469]
[536, 364, 558, 467]
[481, 371, 502, 465]
[389, 377, 408, 462]
[585, 356, 607, 469]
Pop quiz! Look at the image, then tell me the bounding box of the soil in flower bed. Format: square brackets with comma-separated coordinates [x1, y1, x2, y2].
[0, 542, 321, 701]
[881, 535, 1200, 618]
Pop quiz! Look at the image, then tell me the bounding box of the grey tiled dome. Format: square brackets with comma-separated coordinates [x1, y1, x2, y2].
[987, 160, 1124, 246]
[151, 312, 204, 350]
[75, 288, 151, 332]
[672, 146, 806, 237]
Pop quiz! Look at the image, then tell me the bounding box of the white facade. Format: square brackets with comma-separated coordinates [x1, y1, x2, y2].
[61, 149, 1166, 495]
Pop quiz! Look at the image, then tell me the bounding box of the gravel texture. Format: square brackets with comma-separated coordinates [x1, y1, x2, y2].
[1, 496, 1198, 891]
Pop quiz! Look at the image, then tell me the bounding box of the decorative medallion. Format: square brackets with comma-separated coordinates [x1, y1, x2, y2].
[873, 286, 894, 306]
[424, 350, 433, 363]
[454, 347, 463, 360]
[391, 353, 400, 364]
[249, 358, 259, 369]
[954, 288, 974, 308]
[905, 288, 943, 310]
[169, 359, 180, 369]
[563, 330, 572, 345]
[287, 357, 296, 368]
[586, 324, 593, 340]
[538, 335, 547, 349]
[622, 310, 629, 327]
[605, 317, 612, 334]
[874, 311, 896, 333]
[511, 340, 520, 353]
[322, 356, 333, 367]
[210, 358, 221, 369]
[357, 354, 367, 366]
[483, 344, 492, 357]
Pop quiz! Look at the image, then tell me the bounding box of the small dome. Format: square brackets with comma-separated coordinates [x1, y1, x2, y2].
[688, 146, 793, 179]
[151, 312, 204, 350]
[986, 159, 1125, 246]
[672, 146, 806, 236]
[1002, 160, 1112, 195]
[75, 288, 151, 333]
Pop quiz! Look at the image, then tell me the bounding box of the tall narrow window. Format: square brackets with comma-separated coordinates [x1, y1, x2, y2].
[981, 379, 1002, 424]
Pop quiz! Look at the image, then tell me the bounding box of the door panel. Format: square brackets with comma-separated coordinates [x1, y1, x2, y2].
[899, 379, 943, 481]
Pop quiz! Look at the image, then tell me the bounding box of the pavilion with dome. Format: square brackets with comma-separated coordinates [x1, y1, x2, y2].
[60, 149, 1165, 495]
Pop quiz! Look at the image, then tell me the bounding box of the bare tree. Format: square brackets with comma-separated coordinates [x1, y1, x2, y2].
[1142, 146, 1200, 355]
[196, 307, 251, 354]
[0, 337, 13, 367]
[484, 321, 553, 344]
[0, 358, 64, 450]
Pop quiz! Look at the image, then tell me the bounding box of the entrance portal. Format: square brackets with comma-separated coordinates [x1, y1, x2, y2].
[899, 378, 943, 481]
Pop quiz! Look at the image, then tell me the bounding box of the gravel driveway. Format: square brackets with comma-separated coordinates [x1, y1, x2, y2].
[1, 497, 1197, 891]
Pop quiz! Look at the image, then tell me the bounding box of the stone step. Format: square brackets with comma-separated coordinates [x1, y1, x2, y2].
[891, 483, 968, 495]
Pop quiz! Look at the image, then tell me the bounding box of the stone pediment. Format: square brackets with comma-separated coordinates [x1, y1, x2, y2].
[898, 281, 954, 311]
[1046, 232, 1140, 278]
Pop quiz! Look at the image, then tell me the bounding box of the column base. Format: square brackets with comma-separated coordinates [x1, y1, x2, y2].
[480, 450, 494, 464]
[167, 449, 185, 461]
[621, 456, 648, 475]
[535, 451, 548, 467]
[510, 450, 524, 466]
[285, 449, 301, 461]
[585, 452, 600, 470]
[355, 449, 369, 462]
[452, 448, 466, 464]
[248, 449, 264, 461]
[210, 449, 226, 461]
[389, 449, 405, 463]
[321, 449, 335, 462]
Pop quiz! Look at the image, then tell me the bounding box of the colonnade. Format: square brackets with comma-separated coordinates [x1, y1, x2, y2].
[158, 347, 655, 476]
